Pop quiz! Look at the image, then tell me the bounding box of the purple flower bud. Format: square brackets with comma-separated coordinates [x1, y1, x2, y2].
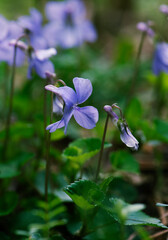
[104, 105, 119, 126]
[160, 4, 168, 15]
[104, 105, 139, 150]
[136, 21, 155, 37]
[45, 71, 56, 79]
[117, 121, 139, 151]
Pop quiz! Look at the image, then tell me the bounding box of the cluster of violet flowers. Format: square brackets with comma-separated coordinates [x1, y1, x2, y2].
[0, 0, 97, 78]
[2, 0, 140, 186]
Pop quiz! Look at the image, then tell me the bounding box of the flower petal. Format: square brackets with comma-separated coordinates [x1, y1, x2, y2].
[0, 15, 9, 41]
[36, 48, 57, 61]
[53, 96, 64, 115]
[45, 85, 77, 107]
[73, 77, 93, 104]
[120, 126, 139, 150]
[33, 59, 55, 79]
[63, 105, 74, 133]
[73, 106, 99, 129]
[46, 118, 65, 132]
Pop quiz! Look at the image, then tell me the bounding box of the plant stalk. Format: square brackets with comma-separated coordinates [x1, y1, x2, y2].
[45, 91, 53, 202]
[128, 31, 146, 101]
[3, 44, 17, 160]
[95, 114, 109, 181]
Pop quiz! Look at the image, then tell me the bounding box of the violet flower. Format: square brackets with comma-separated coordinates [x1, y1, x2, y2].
[45, 77, 99, 133]
[27, 48, 57, 79]
[136, 21, 155, 37]
[18, 8, 48, 50]
[44, 0, 97, 48]
[152, 42, 168, 76]
[160, 4, 168, 15]
[104, 105, 139, 150]
[0, 15, 25, 66]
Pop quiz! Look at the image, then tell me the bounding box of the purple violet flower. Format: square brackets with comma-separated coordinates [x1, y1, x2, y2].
[45, 77, 99, 133]
[18, 8, 48, 50]
[136, 21, 155, 37]
[160, 4, 168, 15]
[104, 105, 139, 150]
[27, 48, 57, 79]
[152, 42, 168, 76]
[44, 0, 97, 48]
[0, 15, 25, 66]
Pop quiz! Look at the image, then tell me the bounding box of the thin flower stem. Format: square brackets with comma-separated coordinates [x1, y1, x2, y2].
[43, 78, 50, 158]
[95, 114, 109, 181]
[45, 91, 53, 202]
[2, 44, 17, 161]
[128, 31, 146, 101]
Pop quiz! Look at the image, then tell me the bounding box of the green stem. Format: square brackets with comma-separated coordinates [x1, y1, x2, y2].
[43, 79, 50, 158]
[128, 32, 146, 100]
[45, 92, 53, 202]
[3, 44, 17, 160]
[95, 114, 109, 181]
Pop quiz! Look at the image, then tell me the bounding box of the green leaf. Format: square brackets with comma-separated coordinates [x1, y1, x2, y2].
[125, 98, 143, 127]
[51, 129, 65, 141]
[100, 198, 167, 228]
[0, 192, 18, 216]
[63, 138, 111, 165]
[64, 180, 105, 210]
[29, 233, 41, 240]
[99, 176, 114, 193]
[9, 152, 35, 168]
[126, 211, 167, 228]
[156, 203, 168, 207]
[48, 206, 66, 219]
[0, 122, 34, 141]
[154, 119, 168, 142]
[110, 150, 139, 173]
[0, 164, 20, 178]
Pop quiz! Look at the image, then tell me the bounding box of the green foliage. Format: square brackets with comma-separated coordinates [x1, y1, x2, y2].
[126, 211, 167, 228]
[64, 180, 105, 210]
[0, 163, 20, 178]
[0, 152, 34, 178]
[0, 192, 18, 216]
[63, 138, 111, 165]
[1, 1, 168, 239]
[0, 122, 34, 141]
[64, 180, 167, 229]
[125, 98, 143, 128]
[110, 150, 140, 173]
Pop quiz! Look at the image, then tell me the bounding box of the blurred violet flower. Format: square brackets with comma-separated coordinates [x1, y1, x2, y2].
[136, 21, 155, 37]
[160, 4, 168, 15]
[152, 42, 168, 76]
[104, 105, 139, 150]
[27, 48, 57, 79]
[44, 0, 97, 48]
[18, 8, 48, 49]
[45, 77, 99, 133]
[0, 15, 25, 66]
[9, 39, 28, 51]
